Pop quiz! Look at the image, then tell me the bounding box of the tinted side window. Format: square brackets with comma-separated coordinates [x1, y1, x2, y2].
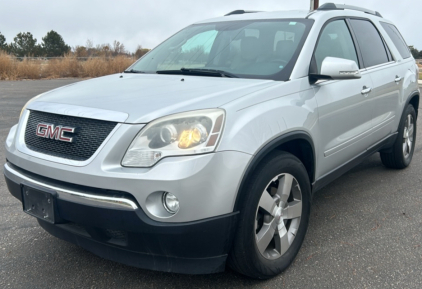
[349, 19, 389, 67]
[380, 22, 411, 59]
[313, 20, 359, 74]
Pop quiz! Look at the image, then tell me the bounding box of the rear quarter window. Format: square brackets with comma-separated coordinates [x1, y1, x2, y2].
[349, 19, 389, 68]
[380, 22, 411, 59]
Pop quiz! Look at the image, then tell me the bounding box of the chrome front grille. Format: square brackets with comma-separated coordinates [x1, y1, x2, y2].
[24, 110, 117, 161]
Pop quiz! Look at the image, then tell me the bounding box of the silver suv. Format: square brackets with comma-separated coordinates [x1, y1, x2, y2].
[4, 3, 420, 279]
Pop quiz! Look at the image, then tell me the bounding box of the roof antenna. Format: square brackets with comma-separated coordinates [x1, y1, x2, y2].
[310, 0, 319, 11]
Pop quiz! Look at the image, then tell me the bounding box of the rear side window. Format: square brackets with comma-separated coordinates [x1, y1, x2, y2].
[349, 19, 389, 68]
[313, 20, 359, 74]
[380, 22, 411, 59]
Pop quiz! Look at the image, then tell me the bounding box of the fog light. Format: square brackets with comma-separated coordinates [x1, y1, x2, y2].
[162, 192, 179, 214]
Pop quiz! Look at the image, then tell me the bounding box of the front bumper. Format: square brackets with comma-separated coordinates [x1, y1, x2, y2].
[4, 162, 238, 274]
[6, 119, 251, 223]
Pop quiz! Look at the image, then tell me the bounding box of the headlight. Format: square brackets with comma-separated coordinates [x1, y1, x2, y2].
[122, 109, 225, 167]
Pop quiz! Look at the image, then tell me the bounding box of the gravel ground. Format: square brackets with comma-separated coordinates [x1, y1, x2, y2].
[1, 79, 421, 288]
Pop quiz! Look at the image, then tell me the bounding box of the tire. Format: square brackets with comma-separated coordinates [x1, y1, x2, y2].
[228, 151, 311, 279]
[380, 104, 417, 169]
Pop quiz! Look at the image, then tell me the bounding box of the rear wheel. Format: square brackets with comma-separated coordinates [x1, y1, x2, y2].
[380, 104, 417, 169]
[228, 152, 311, 279]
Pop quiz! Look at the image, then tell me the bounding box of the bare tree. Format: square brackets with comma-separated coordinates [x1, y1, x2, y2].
[112, 40, 126, 56]
[74, 45, 88, 57]
[135, 45, 150, 59]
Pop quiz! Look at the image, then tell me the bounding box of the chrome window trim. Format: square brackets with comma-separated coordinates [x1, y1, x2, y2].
[16, 110, 122, 167]
[4, 163, 138, 210]
[364, 60, 396, 71]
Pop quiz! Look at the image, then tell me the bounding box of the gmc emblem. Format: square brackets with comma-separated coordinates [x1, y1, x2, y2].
[36, 123, 75, 143]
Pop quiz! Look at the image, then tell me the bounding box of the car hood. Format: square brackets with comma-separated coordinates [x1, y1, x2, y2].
[32, 74, 277, 123]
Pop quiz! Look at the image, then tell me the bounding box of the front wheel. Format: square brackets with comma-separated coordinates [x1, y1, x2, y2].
[228, 152, 311, 279]
[380, 104, 417, 169]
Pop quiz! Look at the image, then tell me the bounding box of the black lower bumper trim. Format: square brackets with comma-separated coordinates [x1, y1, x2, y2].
[38, 220, 227, 274]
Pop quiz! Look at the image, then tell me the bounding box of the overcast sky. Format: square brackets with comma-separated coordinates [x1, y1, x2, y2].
[0, 0, 420, 52]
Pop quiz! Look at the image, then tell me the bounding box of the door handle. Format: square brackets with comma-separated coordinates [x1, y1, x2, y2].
[361, 86, 372, 95]
[395, 76, 402, 83]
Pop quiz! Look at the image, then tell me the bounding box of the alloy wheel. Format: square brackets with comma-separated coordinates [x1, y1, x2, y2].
[403, 114, 415, 159]
[255, 173, 302, 260]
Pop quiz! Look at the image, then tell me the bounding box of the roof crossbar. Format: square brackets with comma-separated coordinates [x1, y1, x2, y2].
[317, 3, 383, 18]
[225, 10, 261, 16]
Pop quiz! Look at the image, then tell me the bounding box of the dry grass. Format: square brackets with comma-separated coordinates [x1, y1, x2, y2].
[0, 51, 135, 80]
[418, 63, 422, 80]
[17, 58, 42, 79]
[44, 57, 81, 78]
[0, 52, 18, 80]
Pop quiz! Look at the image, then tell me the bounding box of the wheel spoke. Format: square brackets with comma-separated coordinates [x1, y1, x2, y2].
[408, 124, 414, 139]
[403, 127, 408, 138]
[259, 190, 277, 216]
[256, 221, 276, 255]
[407, 139, 412, 152]
[274, 223, 290, 256]
[403, 142, 408, 155]
[277, 174, 293, 206]
[282, 200, 302, 219]
[408, 114, 412, 129]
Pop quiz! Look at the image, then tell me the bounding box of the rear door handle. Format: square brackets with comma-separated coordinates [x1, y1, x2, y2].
[361, 86, 372, 95]
[395, 76, 402, 83]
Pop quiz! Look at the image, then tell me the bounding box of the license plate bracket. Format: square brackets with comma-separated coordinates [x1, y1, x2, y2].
[22, 184, 58, 224]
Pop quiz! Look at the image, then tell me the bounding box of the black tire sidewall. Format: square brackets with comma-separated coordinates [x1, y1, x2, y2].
[395, 105, 417, 167]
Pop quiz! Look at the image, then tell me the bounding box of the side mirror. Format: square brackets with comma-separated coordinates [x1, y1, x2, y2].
[310, 57, 361, 82]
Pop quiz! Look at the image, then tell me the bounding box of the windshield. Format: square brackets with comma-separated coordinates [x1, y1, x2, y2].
[128, 19, 313, 80]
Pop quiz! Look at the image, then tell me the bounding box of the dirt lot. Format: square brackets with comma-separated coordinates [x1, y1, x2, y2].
[1, 80, 422, 288]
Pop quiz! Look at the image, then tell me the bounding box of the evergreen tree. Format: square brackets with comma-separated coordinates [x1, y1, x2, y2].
[42, 30, 70, 57]
[0, 32, 6, 51]
[409, 46, 419, 59]
[10, 32, 38, 56]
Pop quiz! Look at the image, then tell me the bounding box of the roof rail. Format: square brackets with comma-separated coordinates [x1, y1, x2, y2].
[317, 3, 383, 18]
[225, 10, 261, 16]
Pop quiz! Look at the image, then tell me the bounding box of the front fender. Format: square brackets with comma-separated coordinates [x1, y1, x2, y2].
[217, 78, 318, 155]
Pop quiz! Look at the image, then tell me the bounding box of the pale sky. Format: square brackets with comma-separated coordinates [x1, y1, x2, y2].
[0, 0, 420, 52]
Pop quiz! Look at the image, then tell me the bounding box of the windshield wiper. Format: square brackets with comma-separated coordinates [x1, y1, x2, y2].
[183, 68, 239, 78]
[124, 69, 146, 73]
[156, 68, 239, 78]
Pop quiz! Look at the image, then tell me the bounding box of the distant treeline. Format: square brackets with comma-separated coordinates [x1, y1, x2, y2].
[1, 30, 419, 61]
[0, 30, 150, 59]
[410, 46, 422, 59]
